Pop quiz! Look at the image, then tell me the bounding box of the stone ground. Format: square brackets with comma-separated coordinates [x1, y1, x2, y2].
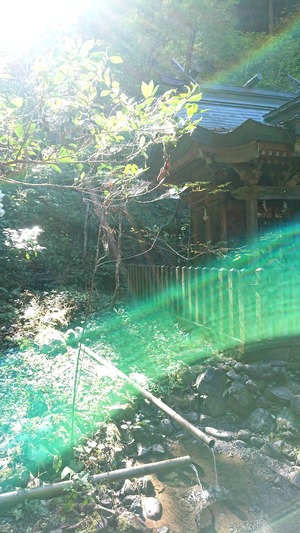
[1, 351, 300, 533]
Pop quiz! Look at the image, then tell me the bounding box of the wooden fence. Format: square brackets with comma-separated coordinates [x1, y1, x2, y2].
[128, 265, 300, 347]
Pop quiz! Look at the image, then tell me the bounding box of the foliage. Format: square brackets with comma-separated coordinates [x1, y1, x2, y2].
[77, 0, 300, 92]
[0, 37, 203, 305]
[0, 303, 213, 486]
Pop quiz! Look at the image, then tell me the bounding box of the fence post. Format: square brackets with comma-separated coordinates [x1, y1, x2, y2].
[194, 267, 200, 324]
[218, 268, 227, 338]
[237, 269, 245, 343]
[228, 269, 235, 339]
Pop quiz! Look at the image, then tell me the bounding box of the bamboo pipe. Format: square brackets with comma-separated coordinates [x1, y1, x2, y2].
[82, 345, 215, 448]
[0, 455, 192, 509]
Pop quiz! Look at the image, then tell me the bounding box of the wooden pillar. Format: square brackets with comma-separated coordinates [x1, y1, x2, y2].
[246, 198, 258, 246]
[190, 192, 206, 244]
[219, 203, 227, 242]
[234, 165, 261, 248]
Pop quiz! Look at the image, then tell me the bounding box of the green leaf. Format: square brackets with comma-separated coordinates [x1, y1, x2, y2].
[14, 125, 24, 139]
[186, 103, 199, 118]
[139, 135, 146, 148]
[187, 93, 202, 103]
[49, 164, 62, 173]
[103, 69, 111, 87]
[141, 80, 154, 99]
[89, 51, 106, 62]
[79, 40, 94, 58]
[100, 89, 111, 97]
[109, 56, 123, 64]
[10, 97, 23, 109]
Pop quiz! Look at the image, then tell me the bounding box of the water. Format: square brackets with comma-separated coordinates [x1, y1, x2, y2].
[189, 463, 210, 503]
[212, 448, 219, 490]
[190, 463, 203, 489]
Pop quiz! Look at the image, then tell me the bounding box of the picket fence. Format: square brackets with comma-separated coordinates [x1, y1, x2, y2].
[128, 264, 300, 347]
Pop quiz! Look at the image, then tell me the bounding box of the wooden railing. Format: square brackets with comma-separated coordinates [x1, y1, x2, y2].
[128, 265, 299, 347]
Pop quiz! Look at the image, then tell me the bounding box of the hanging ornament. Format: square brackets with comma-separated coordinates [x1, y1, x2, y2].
[203, 207, 209, 221]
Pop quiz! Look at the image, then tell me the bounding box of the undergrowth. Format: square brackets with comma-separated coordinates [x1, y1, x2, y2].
[0, 289, 215, 489]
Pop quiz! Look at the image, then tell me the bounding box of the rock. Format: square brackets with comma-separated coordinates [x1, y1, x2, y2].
[289, 469, 300, 489]
[130, 496, 143, 516]
[255, 396, 273, 409]
[296, 453, 300, 467]
[202, 393, 227, 417]
[91, 514, 109, 531]
[136, 477, 154, 496]
[100, 495, 114, 508]
[226, 370, 242, 381]
[199, 414, 214, 425]
[276, 407, 300, 444]
[183, 411, 198, 424]
[245, 379, 259, 393]
[158, 418, 174, 436]
[290, 396, 300, 417]
[109, 403, 135, 422]
[234, 362, 244, 373]
[227, 382, 255, 416]
[137, 444, 165, 457]
[271, 367, 287, 384]
[264, 386, 295, 406]
[204, 427, 233, 441]
[176, 367, 197, 386]
[247, 408, 275, 434]
[235, 439, 248, 448]
[195, 506, 215, 531]
[168, 393, 190, 411]
[155, 527, 169, 533]
[218, 363, 231, 372]
[121, 479, 136, 496]
[250, 436, 265, 449]
[195, 366, 227, 416]
[273, 440, 294, 461]
[122, 495, 141, 508]
[116, 511, 148, 532]
[260, 442, 285, 461]
[237, 429, 251, 442]
[244, 363, 270, 379]
[142, 497, 162, 520]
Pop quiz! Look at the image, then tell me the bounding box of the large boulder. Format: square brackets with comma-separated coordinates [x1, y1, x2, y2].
[116, 511, 148, 532]
[264, 386, 295, 407]
[195, 366, 227, 416]
[276, 407, 300, 444]
[227, 382, 255, 416]
[247, 408, 275, 434]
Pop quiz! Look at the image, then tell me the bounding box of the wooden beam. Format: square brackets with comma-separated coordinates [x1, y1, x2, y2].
[231, 186, 300, 200]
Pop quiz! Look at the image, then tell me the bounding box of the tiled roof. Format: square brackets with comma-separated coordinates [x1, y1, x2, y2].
[178, 83, 296, 131]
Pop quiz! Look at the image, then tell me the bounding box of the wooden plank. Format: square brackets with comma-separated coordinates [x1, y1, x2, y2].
[188, 267, 193, 321]
[255, 268, 263, 340]
[194, 267, 200, 323]
[218, 268, 226, 337]
[237, 269, 245, 343]
[228, 269, 235, 338]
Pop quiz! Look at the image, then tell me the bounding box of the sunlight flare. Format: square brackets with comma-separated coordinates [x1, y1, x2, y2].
[0, 0, 90, 50]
